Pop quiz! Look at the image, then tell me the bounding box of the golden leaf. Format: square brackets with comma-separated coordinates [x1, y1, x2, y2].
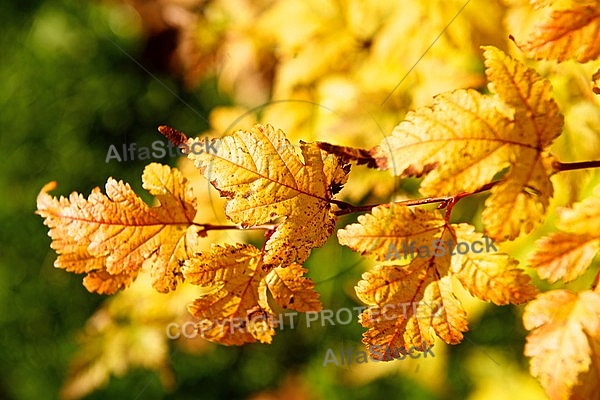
[529, 184, 600, 282]
[183, 243, 321, 345]
[337, 204, 447, 262]
[344, 206, 534, 357]
[524, 289, 600, 399]
[187, 123, 349, 268]
[265, 263, 322, 312]
[374, 46, 564, 241]
[451, 224, 538, 305]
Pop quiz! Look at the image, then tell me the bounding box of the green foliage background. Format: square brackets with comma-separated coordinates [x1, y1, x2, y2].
[0, 1, 536, 399]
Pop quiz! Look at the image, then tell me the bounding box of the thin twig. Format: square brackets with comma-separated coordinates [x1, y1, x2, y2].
[192, 223, 278, 231]
[333, 180, 501, 216]
[553, 160, 600, 172]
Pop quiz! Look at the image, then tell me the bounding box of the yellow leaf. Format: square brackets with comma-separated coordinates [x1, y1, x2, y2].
[354, 222, 464, 359]
[511, 0, 600, 62]
[557, 184, 600, 235]
[477, 46, 564, 240]
[183, 243, 321, 345]
[357, 260, 467, 360]
[524, 289, 600, 399]
[265, 263, 322, 312]
[36, 163, 200, 294]
[451, 224, 538, 305]
[529, 184, 600, 282]
[530, 232, 599, 283]
[425, 276, 469, 346]
[337, 204, 448, 262]
[184, 244, 274, 345]
[344, 205, 537, 355]
[374, 46, 563, 241]
[374, 88, 514, 195]
[187, 123, 348, 268]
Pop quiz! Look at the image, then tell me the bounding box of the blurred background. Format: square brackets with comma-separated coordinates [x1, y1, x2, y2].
[4, 0, 599, 399]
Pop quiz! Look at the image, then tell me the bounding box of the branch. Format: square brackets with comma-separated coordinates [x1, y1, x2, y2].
[553, 160, 600, 172]
[193, 223, 278, 231]
[333, 180, 500, 216]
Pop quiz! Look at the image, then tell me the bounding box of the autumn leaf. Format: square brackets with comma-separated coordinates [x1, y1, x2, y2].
[187, 123, 349, 269]
[265, 263, 322, 312]
[316, 141, 379, 169]
[373, 88, 514, 193]
[343, 205, 462, 357]
[510, 0, 600, 62]
[373, 46, 563, 240]
[340, 205, 536, 358]
[524, 289, 600, 399]
[529, 184, 600, 283]
[183, 243, 321, 345]
[337, 204, 447, 262]
[451, 224, 538, 305]
[36, 163, 200, 294]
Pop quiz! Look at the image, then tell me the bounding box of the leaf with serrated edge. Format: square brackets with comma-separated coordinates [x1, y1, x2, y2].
[187, 124, 348, 268]
[452, 223, 538, 305]
[513, 1, 600, 62]
[374, 88, 514, 195]
[183, 243, 321, 345]
[338, 204, 447, 262]
[530, 232, 599, 283]
[355, 228, 461, 360]
[36, 163, 199, 294]
[373, 46, 563, 241]
[266, 263, 322, 312]
[481, 46, 562, 240]
[529, 184, 600, 283]
[524, 289, 600, 399]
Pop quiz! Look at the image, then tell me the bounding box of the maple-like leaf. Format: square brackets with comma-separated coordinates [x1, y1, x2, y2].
[511, 0, 600, 62]
[187, 123, 349, 269]
[36, 163, 200, 294]
[524, 289, 600, 399]
[373, 46, 564, 241]
[183, 243, 321, 345]
[340, 205, 536, 358]
[529, 185, 600, 283]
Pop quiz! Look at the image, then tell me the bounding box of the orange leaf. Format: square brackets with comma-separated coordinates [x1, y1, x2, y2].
[524, 289, 600, 399]
[512, 0, 600, 62]
[529, 232, 599, 283]
[344, 206, 534, 357]
[529, 184, 600, 283]
[36, 163, 200, 294]
[183, 243, 321, 345]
